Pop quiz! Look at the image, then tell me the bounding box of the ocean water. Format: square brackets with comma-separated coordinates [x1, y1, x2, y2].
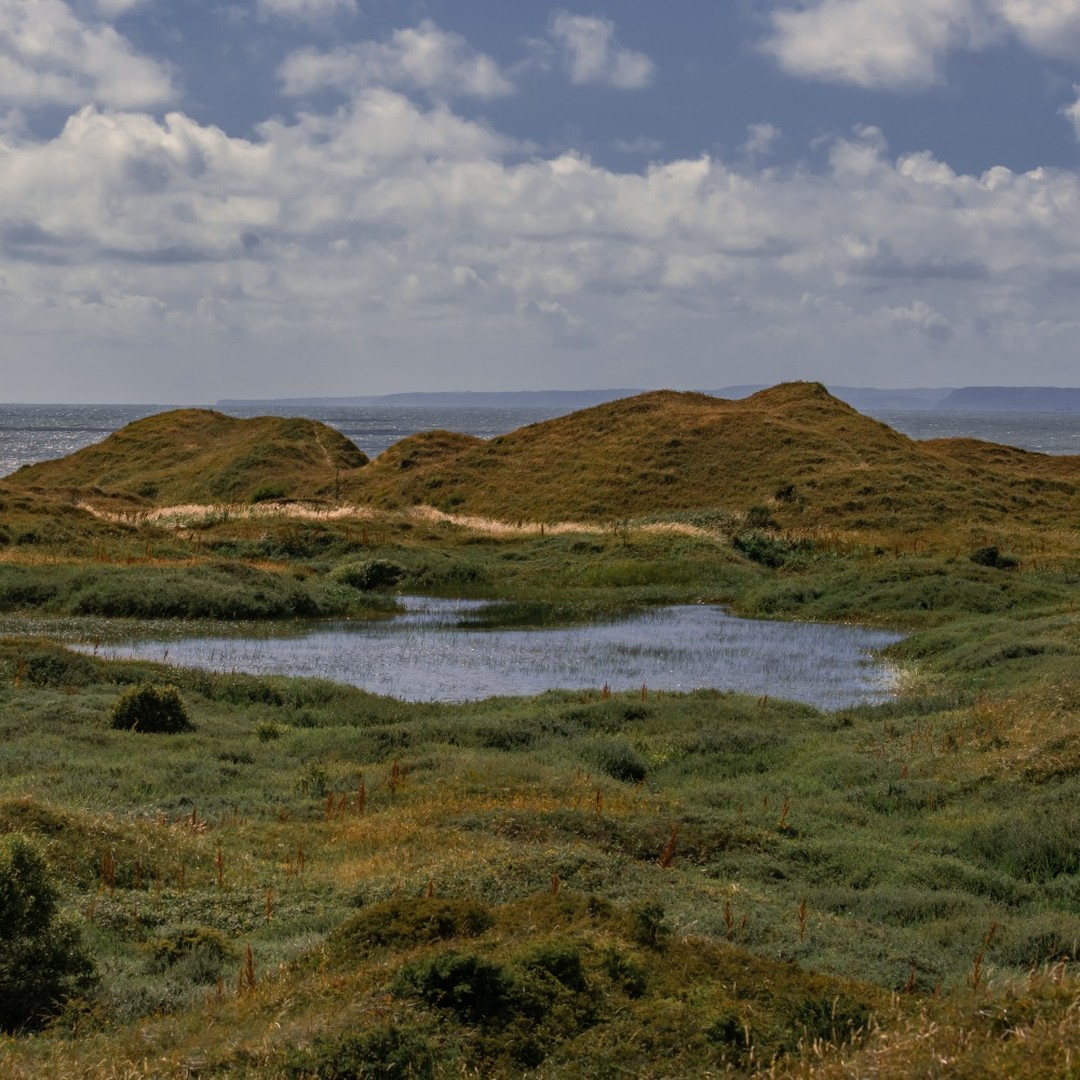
[1, 401, 1078, 478]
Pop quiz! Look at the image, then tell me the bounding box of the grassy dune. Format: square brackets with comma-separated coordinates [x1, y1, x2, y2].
[8, 409, 367, 505]
[1, 387, 1079, 1076]
[346, 383, 1080, 530]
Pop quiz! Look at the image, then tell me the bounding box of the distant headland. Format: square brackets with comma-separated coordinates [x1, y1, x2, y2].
[218, 385, 1080, 413]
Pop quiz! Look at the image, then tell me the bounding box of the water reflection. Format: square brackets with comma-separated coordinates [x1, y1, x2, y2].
[92, 597, 904, 709]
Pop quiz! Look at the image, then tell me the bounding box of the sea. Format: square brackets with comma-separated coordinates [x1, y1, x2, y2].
[1, 402, 1079, 478]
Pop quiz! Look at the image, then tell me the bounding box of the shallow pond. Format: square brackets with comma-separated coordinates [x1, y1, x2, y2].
[90, 597, 904, 709]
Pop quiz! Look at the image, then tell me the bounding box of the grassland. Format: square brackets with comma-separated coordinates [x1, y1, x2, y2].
[1, 386, 1079, 1077]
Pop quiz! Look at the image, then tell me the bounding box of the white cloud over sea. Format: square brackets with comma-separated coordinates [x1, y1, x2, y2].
[2, 5, 1080, 399]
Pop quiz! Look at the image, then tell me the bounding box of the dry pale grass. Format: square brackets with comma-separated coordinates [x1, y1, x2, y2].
[72, 498, 719, 546]
[78, 501, 379, 527]
[765, 968, 1080, 1080]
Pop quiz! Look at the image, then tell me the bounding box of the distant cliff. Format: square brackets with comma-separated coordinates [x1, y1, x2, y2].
[938, 387, 1080, 412]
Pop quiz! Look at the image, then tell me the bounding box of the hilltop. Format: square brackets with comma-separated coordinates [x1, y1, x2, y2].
[8, 409, 367, 505]
[346, 382, 1080, 529]
[10, 385, 1080, 533]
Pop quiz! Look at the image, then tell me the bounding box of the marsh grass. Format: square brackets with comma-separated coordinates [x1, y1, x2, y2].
[0, 612, 1076, 1075]
[3, 389, 1080, 1074]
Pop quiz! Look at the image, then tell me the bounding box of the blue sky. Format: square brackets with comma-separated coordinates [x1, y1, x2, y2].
[4, 0, 1080, 402]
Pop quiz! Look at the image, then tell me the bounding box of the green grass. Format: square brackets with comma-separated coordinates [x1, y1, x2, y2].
[0, 577, 1079, 1075]
[2, 388, 1080, 1074]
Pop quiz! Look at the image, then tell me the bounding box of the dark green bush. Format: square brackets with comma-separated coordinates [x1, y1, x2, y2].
[333, 558, 407, 592]
[23, 649, 95, 688]
[970, 546, 1018, 570]
[585, 738, 647, 784]
[147, 927, 237, 984]
[0, 833, 96, 1031]
[332, 898, 493, 956]
[283, 1025, 437, 1080]
[109, 684, 193, 734]
[394, 951, 512, 1024]
[744, 505, 778, 529]
[519, 941, 588, 993]
[733, 530, 793, 568]
[599, 946, 647, 997]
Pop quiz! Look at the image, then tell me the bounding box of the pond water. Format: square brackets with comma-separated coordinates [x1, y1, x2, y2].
[90, 597, 903, 709]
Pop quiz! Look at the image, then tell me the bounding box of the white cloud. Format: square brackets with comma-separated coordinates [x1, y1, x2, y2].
[257, 0, 357, 19]
[765, 0, 984, 89]
[549, 12, 655, 89]
[1062, 84, 1080, 139]
[764, 0, 1080, 89]
[6, 94, 1080, 397]
[279, 20, 515, 100]
[0, 0, 173, 109]
[612, 135, 663, 155]
[995, 0, 1080, 54]
[741, 123, 783, 159]
[95, 0, 150, 15]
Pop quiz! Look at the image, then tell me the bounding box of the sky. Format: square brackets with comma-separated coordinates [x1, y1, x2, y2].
[4, 1, 1080, 402]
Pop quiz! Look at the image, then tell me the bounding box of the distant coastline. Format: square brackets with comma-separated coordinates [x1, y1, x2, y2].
[218, 384, 1080, 414]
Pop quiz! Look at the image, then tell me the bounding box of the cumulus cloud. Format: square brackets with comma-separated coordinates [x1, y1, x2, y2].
[764, 0, 1080, 88]
[5, 89, 1080, 396]
[1062, 84, 1080, 139]
[996, 0, 1080, 55]
[549, 12, 655, 89]
[764, 0, 985, 88]
[279, 20, 514, 100]
[95, 0, 151, 15]
[0, 0, 173, 109]
[257, 0, 357, 19]
[741, 123, 783, 159]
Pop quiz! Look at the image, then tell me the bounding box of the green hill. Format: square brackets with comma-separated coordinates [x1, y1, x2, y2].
[9, 409, 368, 505]
[10, 386, 1080, 534]
[346, 382, 1080, 530]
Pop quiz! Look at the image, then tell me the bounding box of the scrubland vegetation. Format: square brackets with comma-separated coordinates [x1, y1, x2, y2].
[1, 384, 1079, 1077]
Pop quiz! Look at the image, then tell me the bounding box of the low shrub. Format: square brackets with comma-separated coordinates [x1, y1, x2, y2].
[970, 546, 1018, 570]
[109, 684, 193, 734]
[332, 898, 493, 956]
[283, 1025, 437, 1080]
[332, 558, 407, 592]
[585, 738, 647, 784]
[146, 927, 237, 984]
[394, 951, 513, 1024]
[23, 649, 95, 688]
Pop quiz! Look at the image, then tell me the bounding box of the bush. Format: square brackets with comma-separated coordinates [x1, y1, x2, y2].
[332, 898, 493, 956]
[332, 558, 407, 592]
[109, 684, 193, 734]
[146, 927, 237, 984]
[0, 833, 96, 1031]
[733, 530, 793, 568]
[744, 505, 778, 529]
[585, 738, 647, 784]
[970, 546, 1018, 570]
[283, 1025, 437, 1080]
[394, 951, 512, 1024]
[23, 649, 95, 688]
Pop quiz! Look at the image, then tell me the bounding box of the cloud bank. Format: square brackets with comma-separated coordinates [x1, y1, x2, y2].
[2, 9, 1080, 398]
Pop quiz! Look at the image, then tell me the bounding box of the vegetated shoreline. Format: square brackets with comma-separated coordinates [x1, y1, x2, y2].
[1, 385, 1079, 1077]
